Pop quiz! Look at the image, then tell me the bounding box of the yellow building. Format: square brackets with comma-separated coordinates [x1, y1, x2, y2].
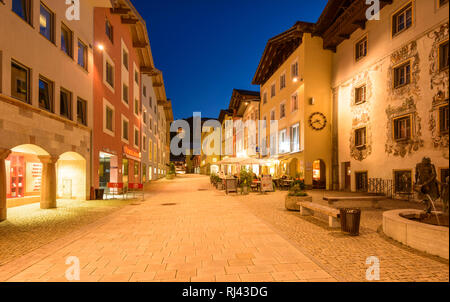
[253, 22, 333, 189]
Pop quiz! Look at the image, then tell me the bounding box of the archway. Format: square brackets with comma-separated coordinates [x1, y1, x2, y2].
[57, 152, 87, 201]
[5, 144, 50, 208]
[312, 159, 326, 189]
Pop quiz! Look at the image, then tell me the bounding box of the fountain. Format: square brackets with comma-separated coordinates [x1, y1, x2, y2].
[383, 158, 449, 259]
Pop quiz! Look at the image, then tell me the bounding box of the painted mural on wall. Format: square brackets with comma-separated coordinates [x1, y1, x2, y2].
[385, 97, 424, 158]
[428, 22, 449, 92]
[429, 91, 449, 159]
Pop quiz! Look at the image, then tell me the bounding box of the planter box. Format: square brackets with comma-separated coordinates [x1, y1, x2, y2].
[285, 195, 312, 211]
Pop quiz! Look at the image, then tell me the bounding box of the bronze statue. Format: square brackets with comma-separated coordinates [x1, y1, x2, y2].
[415, 157, 440, 214]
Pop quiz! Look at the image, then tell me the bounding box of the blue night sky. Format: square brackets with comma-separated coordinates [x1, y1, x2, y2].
[132, 0, 328, 120]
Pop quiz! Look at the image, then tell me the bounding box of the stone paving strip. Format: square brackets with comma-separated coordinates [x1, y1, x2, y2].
[0, 175, 335, 282]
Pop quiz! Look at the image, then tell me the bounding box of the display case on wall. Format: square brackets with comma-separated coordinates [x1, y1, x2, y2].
[8, 155, 25, 198]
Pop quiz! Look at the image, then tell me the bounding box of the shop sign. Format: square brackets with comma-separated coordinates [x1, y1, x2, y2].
[261, 175, 273, 192]
[123, 146, 141, 161]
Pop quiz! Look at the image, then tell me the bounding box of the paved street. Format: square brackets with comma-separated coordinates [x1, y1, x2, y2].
[0, 175, 335, 282]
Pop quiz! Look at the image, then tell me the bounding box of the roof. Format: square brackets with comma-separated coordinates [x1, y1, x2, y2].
[218, 109, 233, 124]
[252, 21, 315, 85]
[228, 89, 261, 117]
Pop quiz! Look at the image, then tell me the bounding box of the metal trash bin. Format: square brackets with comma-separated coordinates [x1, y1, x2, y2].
[339, 208, 361, 236]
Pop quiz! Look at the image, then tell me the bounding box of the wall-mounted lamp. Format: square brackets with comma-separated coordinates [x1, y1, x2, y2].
[97, 44, 104, 51]
[309, 98, 315, 105]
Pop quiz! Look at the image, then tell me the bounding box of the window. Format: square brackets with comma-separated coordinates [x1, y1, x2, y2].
[355, 172, 368, 192]
[149, 96, 153, 108]
[134, 99, 139, 115]
[290, 124, 300, 152]
[355, 127, 367, 148]
[143, 86, 147, 97]
[439, 105, 449, 134]
[143, 135, 147, 151]
[393, 115, 411, 141]
[280, 74, 286, 90]
[263, 92, 267, 104]
[280, 103, 286, 119]
[270, 110, 275, 121]
[394, 61, 411, 88]
[60, 88, 72, 120]
[122, 84, 129, 104]
[106, 19, 113, 43]
[122, 49, 129, 70]
[355, 85, 366, 104]
[78, 40, 88, 70]
[122, 117, 129, 141]
[439, 0, 448, 7]
[439, 41, 449, 71]
[105, 106, 114, 132]
[61, 23, 73, 58]
[105, 60, 114, 88]
[271, 84, 276, 97]
[38, 76, 53, 112]
[135, 70, 139, 84]
[291, 93, 298, 112]
[355, 36, 367, 61]
[134, 162, 139, 177]
[77, 98, 87, 126]
[134, 127, 139, 148]
[394, 170, 412, 193]
[279, 129, 289, 154]
[291, 62, 298, 78]
[11, 61, 30, 103]
[392, 2, 412, 36]
[40, 3, 54, 42]
[143, 111, 147, 125]
[12, 0, 31, 24]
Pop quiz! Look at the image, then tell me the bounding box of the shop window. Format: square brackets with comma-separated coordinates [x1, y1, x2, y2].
[355, 36, 367, 61]
[355, 85, 366, 105]
[39, 3, 54, 42]
[12, 0, 32, 24]
[38, 76, 54, 112]
[106, 19, 113, 43]
[355, 172, 368, 192]
[78, 40, 88, 70]
[439, 41, 449, 71]
[393, 61, 411, 88]
[392, 2, 412, 37]
[394, 170, 412, 193]
[355, 127, 367, 148]
[393, 115, 411, 141]
[11, 60, 30, 103]
[60, 88, 72, 120]
[61, 23, 73, 58]
[122, 83, 129, 104]
[77, 97, 87, 126]
[439, 104, 449, 134]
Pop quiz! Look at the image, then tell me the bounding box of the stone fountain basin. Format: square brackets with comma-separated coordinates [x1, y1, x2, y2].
[383, 209, 449, 260]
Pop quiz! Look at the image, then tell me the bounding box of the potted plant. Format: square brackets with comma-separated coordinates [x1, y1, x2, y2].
[285, 180, 312, 211]
[166, 163, 176, 180]
[239, 168, 253, 195]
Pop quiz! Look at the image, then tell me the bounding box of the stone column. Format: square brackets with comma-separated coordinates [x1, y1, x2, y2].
[0, 148, 12, 222]
[38, 155, 59, 209]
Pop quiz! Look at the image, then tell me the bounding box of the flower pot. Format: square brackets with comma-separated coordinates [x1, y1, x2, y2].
[241, 186, 249, 195]
[285, 195, 312, 211]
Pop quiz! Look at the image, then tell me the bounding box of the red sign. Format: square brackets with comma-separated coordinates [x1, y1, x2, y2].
[128, 183, 143, 189]
[107, 183, 124, 189]
[123, 146, 141, 160]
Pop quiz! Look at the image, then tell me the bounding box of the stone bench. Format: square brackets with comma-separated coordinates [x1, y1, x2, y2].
[323, 196, 386, 208]
[298, 202, 341, 228]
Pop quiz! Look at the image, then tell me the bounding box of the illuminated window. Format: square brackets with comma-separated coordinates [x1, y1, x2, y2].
[355, 85, 366, 104]
[290, 124, 300, 152]
[393, 115, 411, 141]
[393, 61, 411, 88]
[40, 3, 54, 42]
[392, 2, 412, 36]
[355, 36, 367, 61]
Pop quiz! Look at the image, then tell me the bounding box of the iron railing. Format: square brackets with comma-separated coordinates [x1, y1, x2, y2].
[368, 178, 394, 198]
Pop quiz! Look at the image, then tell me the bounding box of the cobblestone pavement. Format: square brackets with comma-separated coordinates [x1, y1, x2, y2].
[0, 175, 335, 282]
[233, 188, 449, 282]
[0, 199, 133, 265]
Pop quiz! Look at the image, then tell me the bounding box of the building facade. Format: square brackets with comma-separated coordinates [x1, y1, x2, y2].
[324, 0, 449, 194]
[0, 0, 112, 220]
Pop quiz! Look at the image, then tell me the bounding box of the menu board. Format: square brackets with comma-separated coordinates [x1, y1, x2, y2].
[26, 162, 43, 193]
[261, 175, 273, 192]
